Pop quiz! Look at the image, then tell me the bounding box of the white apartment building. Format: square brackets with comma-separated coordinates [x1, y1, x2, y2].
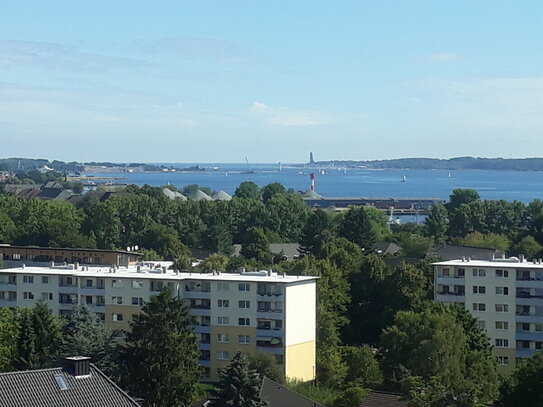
[0, 263, 317, 381]
[434, 255, 543, 372]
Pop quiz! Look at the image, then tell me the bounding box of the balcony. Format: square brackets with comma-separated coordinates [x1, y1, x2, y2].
[516, 331, 543, 341]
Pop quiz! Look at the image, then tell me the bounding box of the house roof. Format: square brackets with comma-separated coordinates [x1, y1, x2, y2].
[359, 391, 407, 407]
[232, 243, 301, 259]
[187, 189, 213, 201]
[260, 377, 324, 407]
[0, 364, 140, 407]
[427, 244, 504, 261]
[211, 190, 232, 201]
[162, 188, 188, 201]
[374, 241, 402, 256]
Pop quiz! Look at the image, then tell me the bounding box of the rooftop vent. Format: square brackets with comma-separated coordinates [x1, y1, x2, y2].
[63, 356, 91, 377]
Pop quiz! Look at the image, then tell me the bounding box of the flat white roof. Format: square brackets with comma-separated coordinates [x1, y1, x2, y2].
[432, 259, 543, 269]
[0, 265, 318, 283]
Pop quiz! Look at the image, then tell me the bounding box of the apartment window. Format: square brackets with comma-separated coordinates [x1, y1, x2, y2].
[12, 253, 21, 260]
[472, 269, 486, 277]
[473, 286, 486, 294]
[238, 335, 250, 344]
[217, 334, 229, 343]
[495, 339, 509, 348]
[41, 276, 49, 284]
[238, 283, 250, 292]
[472, 303, 486, 311]
[274, 320, 283, 329]
[218, 299, 229, 308]
[41, 292, 53, 301]
[112, 313, 123, 322]
[518, 340, 530, 349]
[238, 318, 250, 326]
[496, 270, 509, 278]
[23, 276, 34, 284]
[96, 313, 105, 322]
[496, 321, 509, 330]
[217, 282, 229, 291]
[85, 296, 93, 305]
[496, 287, 509, 295]
[217, 317, 229, 325]
[457, 268, 465, 277]
[66, 277, 73, 285]
[520, 323, 530, 331]
[442, 268, 450, 277]
[497, 356, 509, 366]
[536, 324, 543, 332]
[112, 296, 123, 305]
[111, 279, 123, 288]
[495, 304, 509, 313]
[23, 292, 34, 300]
[478, 320, 486, 329]
[131, 297, 143, 306]
[536, 342, 543, 350]
[85, 279, 93, 288]
[239, 300, 250, 309]
[217, 351, 230, 360]
[132, 280, 144, 289]
[97, 296, 105, 306]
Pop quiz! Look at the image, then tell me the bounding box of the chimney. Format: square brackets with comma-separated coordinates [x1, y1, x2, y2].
[162, 266, 167, 274]
[461, 256, 466, 262]
[136, 265, 141, 273]
[21, 263, 25, 269]
[50, 261, 55, 267]
[519, 254, 525, 263]
[74, 262, 79, 270]
[63, 356, 91, 377]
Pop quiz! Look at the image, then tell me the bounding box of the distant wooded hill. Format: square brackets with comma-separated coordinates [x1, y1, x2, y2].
[311, 157, 543, 171]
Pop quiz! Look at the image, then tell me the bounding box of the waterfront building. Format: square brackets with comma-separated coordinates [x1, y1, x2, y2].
[0, 263, 317, 382]
[433, 255, 543, 373]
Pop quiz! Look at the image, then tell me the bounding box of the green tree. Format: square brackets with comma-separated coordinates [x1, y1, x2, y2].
[298, 210, 334, 257]
[14, 309, 37, 370]
[199, 253, 229, 273]
[138, 223, 190, 260]
[342, 346, 383, 388]
[263, 193, 310, 242]
[241, 227, 273, 264]
[120, 290, 201, 407]
[380, 308, 498, 406]
[261, 182, 286, 203]
[424, 204, 448, 242]
[447, 189, 480, 212]
[331, 387, 368, 407]
[512, 235, 542, 258]
[248, 352, 285, 384]
[235, 182, 261, 200]
[0, 308, 18, 371]
[32, 301, 61, 368]
[59, 306, 118, 378]
[210, 352, 268, 407]
[498, 351, 543, 407]
[394, 232, 433, 258]
[338, 207, 376, 251]
[456, 231, 511, 251]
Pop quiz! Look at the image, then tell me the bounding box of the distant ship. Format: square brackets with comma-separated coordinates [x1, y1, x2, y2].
[448, 172, 452, 178]
[402, 174, 407, 182]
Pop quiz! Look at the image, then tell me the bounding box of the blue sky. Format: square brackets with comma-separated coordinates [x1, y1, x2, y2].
[1, 1, 543, 163]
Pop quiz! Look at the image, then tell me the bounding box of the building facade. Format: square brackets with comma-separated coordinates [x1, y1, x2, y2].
[0, 245, 142, 268]
[434, 256, 543, 373]
[0, 263, 317, 382]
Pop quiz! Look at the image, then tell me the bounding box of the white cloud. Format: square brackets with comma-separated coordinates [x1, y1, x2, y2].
[250, 101, 330, 127]
[426, 52, 463, 62]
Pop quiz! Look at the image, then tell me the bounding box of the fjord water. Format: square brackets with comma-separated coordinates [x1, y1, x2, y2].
[94, 164, 543, 202]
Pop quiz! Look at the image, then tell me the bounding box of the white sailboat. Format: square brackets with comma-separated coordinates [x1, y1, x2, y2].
[448, 172, 452, 179]
[402, 174, 407, 182]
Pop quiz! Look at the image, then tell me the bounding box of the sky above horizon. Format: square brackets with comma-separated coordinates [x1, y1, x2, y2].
[1, 1, 543, 163]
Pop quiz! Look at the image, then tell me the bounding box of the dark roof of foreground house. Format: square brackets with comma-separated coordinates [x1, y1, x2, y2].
[0, 358, 140, 407]
[359, 391, 407, 407]
[192, 377, 324, 407]
[374, 241, 402, 256]
[427, 244, 505, 261]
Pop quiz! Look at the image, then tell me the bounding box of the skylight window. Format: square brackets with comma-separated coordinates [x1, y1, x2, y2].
[55, 375, 69, 390]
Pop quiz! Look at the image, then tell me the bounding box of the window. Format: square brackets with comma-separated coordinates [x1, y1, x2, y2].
[239, 300, 250, 309]
[472, 269, 486, 277]
[238, 335, 250, 344]
[457, 268, 465, 277]
[132, 280, 144, 289]
[274, 320, 283, 329]
[112, 296, 123, 305]
[472, 303, 486, 311]
[536, 342, 543, 350]
[495, 339, 509, 347]
[23, 275, 34, 284]
[131, 297, 143, 306]
[23, 292, 34, 300]
[217, 334, 229, 343]
[217, 351, 230, 360]
[111, 279, 123, 288]
[518, 340, 530, 349]
[12, 253, 21, 260]
[238, 283, 250, 292]
[217, 282, 229, 291]
[41, 276, 49, 284]
[66, 277, 73, 285]
[520, 323, 530, 331]
[478, 320, 486, 329]
[85, 296, 92, 305]
[496, 304, 509, 312]
[112, 313, 123, 322]
[496, 270, 509, 278]
[497, 356, 509, 366]
[442, 268, 450, 277]
[496, 321, 509, 330]
[218, 299, 229, 308]
[85, 279, 93, 287]
[238, 318, 250, 326]
[217, 317, 229, 325]
[536, 324, 543, 332]
[473, 286, 486, 294]
[496, 287, 509, 295]
[41, 292, 53, 301]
